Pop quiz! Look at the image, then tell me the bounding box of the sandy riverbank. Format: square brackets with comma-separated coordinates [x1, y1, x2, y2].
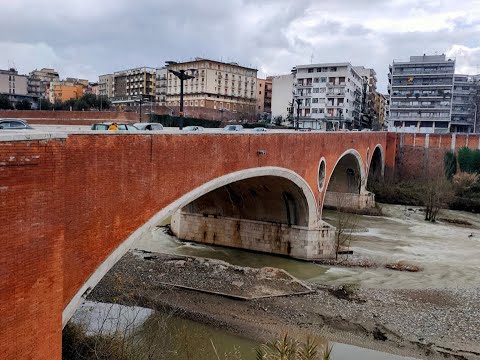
[88, 251, 480, 360]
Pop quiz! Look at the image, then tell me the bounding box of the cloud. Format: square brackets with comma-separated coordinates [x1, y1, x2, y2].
[0, 0, 478, 93]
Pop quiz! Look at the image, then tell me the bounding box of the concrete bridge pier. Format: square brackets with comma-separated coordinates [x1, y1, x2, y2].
[171, 211, 336, 260]
[323, 191, 375, 210]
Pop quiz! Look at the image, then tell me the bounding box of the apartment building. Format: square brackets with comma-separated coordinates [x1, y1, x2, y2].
[0, 68, 35, 107]
[256, 78, 266, 114]
[112, 67, 156, 106]
[293, 63, 365, 130]
[48, 80, 85, 103]
[166, 58, 257, 117]
[271, 74, 295, 122]
[155, 67, 167, 105]
[28, 68, 59, 99]
[387, 54, 455, 133]
[0, 68, 28, 96]
[374, 92, 387, 127]
[354, 66, 378, 127]
[451, 75, 477, 133]
[98, 74, 114, 98]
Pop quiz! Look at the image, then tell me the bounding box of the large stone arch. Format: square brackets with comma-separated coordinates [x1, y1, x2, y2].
[322, 149, 374, 210]
[366, 144, 385, 190]
[63, 166, 321, 326]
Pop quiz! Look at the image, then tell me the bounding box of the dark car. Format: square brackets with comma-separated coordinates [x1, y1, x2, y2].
[91, 122, 138, 130]
[0, 119, 33, 130]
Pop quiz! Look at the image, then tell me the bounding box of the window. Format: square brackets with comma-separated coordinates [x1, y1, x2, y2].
[312, 108, 318, 113]
[312, 98, 319, 103]
[259, 91, 262, 94]
[320, 77, 326, 83]
[308, 68, 314, 73]
[314, 78, 319, 83]
[319, 109, 324, 114]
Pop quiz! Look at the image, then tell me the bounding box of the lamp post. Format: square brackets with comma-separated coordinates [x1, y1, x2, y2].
[166, 63, 196, 130]
[474, 103, 478, 133]
[295, 98, 302, 130]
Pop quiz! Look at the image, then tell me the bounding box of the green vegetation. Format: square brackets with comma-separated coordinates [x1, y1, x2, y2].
[443, 152, 457, 180]
[150, 113, 222, 128]
[254, 334, 332, 360]
[0, 94, 14, 109]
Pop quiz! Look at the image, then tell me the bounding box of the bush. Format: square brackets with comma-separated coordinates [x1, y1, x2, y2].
[443, 152, 457, 180]
[457, 147, 480, 174]
[452, 172, 480, 196]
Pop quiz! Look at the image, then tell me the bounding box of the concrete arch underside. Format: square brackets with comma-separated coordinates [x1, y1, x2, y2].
[63, 166, 334, 326]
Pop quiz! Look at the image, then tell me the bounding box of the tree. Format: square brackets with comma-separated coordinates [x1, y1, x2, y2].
[421, 178, 454, 222]
[0, 94, 14, 110]
[38, 98, 53, 110]
[330, 193, 358, 260]
[443, 152, 457, 180]
[15, 99, 32, 110]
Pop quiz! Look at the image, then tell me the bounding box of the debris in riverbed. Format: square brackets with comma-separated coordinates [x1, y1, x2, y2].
[438, 218, 473, 227]
[385, 262, 421, 272]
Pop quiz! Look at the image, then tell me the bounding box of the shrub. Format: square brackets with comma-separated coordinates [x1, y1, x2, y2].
[452, 172, 480, 196]
[457, 147, 480, 174]
[443, 152, 457, 180]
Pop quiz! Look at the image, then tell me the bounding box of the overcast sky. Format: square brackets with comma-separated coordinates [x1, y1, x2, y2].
[1, 0, 479, 92]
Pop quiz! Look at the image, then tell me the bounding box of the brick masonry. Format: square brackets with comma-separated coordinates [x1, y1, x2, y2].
[0, 131, 387, 359]
[392, 133, 480, 181]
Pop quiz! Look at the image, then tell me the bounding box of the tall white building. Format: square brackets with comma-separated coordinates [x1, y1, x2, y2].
[293, 63, 366, 130]
[271, 74, 294, 122]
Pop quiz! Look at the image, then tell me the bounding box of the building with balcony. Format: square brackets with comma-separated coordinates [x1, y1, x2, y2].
[0, 68, 36, 107]
[165, 58, 257, 118]
[155, 67, 167, 105]
[374, 92, 387, 127]
[292, 63, 366, 130]
[111, 67, 156, 106]
[354, 66, 378, 128]
[255, 77, 272, 119]
[28, 68, 59, 99]
[451, 75, 477, 133]
[48, 80, 86, 103]
[98, 74, 114, 98]
[387, 54, 455, 133]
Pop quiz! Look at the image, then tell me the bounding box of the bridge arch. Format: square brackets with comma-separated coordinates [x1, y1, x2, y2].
[322, 149, 368, 211]
[63, 166, 319, 325]
[366, 144, 385, 189]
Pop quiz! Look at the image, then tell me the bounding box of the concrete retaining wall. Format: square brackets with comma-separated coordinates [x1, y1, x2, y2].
[324, 191, 375, 210]
[171, 211, 336, 260]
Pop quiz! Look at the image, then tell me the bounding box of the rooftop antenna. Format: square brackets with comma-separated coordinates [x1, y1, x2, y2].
[310, 53, 314, 64]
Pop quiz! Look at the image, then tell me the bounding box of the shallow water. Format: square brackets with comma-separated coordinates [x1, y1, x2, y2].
[135, 204, 480, 289]
[72, 301, 415, 360]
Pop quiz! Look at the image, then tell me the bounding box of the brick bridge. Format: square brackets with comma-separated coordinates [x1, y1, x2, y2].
[6, 130, 475, 359]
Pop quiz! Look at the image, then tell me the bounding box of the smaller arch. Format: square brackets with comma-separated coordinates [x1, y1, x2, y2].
[317, 157, 326, 192]
[366, 144, 385, 189]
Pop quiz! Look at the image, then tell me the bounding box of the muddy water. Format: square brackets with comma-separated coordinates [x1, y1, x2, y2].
[136, 204, 480, 289]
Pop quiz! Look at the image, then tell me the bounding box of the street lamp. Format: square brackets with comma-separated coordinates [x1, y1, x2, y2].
[166, 62, 196, 130]
[295, 98, 302, 130]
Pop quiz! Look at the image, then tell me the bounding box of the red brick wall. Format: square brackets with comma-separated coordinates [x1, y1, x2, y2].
[0, 110, 138, 125]
[394, 133, 480, 181]
[0, 139, 65, 360]
[1, 131, 387, 359]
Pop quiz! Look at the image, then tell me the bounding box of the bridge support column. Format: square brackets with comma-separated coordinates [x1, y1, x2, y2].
[171, 211, 336, 260]
[324, 191, 375, 210]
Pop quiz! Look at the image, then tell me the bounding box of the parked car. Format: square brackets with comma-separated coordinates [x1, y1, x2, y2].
[133, 123, 164, 131]
[224, 125, 244, 131]
[252, 127, 268, 132]
[182, 126, 204, 132]
[0, 118, 33, 130]
[91, 123, 138, 130]
[298, 128, 312, 132]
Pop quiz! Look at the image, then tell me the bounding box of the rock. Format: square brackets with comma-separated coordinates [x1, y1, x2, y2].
[232, 281, 244, 287]
[175, 260, 187, 267]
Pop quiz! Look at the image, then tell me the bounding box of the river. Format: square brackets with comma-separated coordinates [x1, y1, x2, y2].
[71, 204, 480, 359]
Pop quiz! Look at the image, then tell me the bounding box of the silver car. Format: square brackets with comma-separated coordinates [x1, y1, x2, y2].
[0, 118, 33, 130]
[182, 126, 204, 131]
[134, 123, 164, 131]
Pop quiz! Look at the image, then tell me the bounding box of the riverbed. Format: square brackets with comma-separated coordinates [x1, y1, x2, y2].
[135, 204, 480, 290]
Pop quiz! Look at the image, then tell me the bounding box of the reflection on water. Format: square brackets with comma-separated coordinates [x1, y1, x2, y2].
[135, 204, 480, 289]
